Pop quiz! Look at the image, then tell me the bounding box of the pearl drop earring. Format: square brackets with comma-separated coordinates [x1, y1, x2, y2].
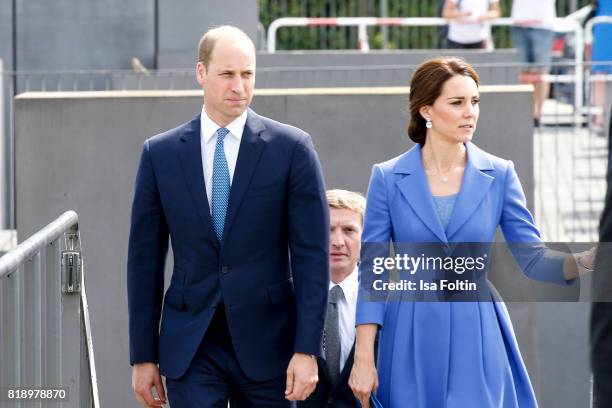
[426, 119, 433, 129]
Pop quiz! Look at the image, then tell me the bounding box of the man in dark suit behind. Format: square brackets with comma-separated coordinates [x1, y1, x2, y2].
[592, 106, 612, 407]
[299, 190, 366, 408]
[127, 26, 329, 408]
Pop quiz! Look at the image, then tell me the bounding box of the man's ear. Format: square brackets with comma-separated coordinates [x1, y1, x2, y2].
[196, 62, 207, 86]
[419, 105, 431, 121]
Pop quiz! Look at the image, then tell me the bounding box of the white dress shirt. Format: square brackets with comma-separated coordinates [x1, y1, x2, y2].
[329, 268, 358, 372]
[200, 106, 247, 211]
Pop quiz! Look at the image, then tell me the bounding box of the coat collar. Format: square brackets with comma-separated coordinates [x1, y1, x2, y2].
[394, 142, 494, 242]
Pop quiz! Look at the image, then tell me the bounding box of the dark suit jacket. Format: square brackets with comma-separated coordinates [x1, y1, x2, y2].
[592, 111, 612, 406]
[127, 109, 330, 381]
[299, 346, 358, 408]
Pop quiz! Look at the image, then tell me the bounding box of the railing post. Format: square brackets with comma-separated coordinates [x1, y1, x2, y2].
[574, 21, 584, 114]
[357, 24, 369, 52]
[60, 226, 83, 408]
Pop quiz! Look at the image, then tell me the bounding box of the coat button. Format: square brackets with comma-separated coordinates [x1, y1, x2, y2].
[326, 397, 333, 406]
[221, 266, 229, 274]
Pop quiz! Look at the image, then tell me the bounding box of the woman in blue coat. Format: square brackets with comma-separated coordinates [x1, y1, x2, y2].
[348, 57, 594, 408]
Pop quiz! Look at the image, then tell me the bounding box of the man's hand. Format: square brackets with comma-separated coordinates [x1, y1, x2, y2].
[285, 352, 318, 401]
[349, 356, 378, 408]
[132, 362, 167, 407]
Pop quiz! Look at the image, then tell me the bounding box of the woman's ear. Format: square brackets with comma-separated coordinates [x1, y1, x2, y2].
[419, 106, 431, 121]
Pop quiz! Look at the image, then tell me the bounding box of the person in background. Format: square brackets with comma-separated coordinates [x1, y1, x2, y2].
[511, 0, 557, 127]
[591, 106, 612, 408]
[442, 0, 501, 49]
[299, 189, 366, 408]
[590, 0, 612, 133]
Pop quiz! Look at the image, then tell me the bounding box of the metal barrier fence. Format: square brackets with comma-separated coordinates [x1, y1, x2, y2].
[266, 17, 586, 107]
[0, 211, 100, 408]
[258, 0, 592, 50]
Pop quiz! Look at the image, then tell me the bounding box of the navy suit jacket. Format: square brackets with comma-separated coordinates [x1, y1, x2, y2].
[127, 109, 330, 381]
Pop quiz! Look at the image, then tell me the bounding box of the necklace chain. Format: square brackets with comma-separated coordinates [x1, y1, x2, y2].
[423, 148, 466, 183]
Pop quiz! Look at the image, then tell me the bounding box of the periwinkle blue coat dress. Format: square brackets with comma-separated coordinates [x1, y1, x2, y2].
[356, 142, 571, 408]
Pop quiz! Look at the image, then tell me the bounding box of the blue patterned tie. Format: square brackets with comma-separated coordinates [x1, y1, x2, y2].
[211, 128, 230, 242]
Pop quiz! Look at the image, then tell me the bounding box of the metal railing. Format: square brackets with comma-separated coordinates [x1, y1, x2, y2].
[267, 17, 585, 111]
[258, 0, 591, 50]
[0, 211, 100, 408]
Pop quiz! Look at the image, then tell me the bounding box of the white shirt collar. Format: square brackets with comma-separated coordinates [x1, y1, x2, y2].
[329, 267, 359, 300]
[200, 105, 247, 144]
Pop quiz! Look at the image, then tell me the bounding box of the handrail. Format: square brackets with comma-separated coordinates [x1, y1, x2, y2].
[0, 209, 100, 408]
[266, 17, 580, 53]
[0, 210, 78, 278]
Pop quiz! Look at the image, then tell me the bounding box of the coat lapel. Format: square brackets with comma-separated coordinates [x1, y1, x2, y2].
[177, 114, 219, 249]
[445, 143, 494, 240]
[221, 109, 266, 245]
[395, 145, 447, 243]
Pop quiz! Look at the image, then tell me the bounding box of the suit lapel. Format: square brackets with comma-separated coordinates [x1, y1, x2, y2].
[445, 143, 494, 240]
[177, 113, 219, 249]
[395, 145, 447, 242]
[221, 109, 266, 245]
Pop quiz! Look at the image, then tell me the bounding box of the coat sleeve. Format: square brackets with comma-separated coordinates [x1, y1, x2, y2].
[356, 164, 392, 327]
[127, 140, 169, 364]
[287, 132, 330, 357]
[500, 160, 571, 285]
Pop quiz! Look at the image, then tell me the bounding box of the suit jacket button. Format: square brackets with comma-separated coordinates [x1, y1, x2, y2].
[221, 266, 229, 274]
[326, 397, 333, 406]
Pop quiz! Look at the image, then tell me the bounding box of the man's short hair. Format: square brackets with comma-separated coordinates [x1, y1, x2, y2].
[326, 189, 366, 226]
[197, 25, 255, 69]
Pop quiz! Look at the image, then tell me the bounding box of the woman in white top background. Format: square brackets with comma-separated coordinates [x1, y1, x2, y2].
[443, 0, 501, 49]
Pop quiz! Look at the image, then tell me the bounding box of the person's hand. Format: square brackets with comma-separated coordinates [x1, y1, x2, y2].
[349, 355, 378, 408]
[455, 11, 474, 23]
[132, 362, 166, 407]
[577, 246, 597, 273]
[285, 353, 318, 401]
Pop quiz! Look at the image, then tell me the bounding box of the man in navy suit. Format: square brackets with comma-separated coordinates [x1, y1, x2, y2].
[127, 26, 329, 408]
[299, 190, 365, 408]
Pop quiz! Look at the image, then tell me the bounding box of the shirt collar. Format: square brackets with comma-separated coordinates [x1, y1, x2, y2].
[329, 267, 359, 298]
[200, 105, 247, 144]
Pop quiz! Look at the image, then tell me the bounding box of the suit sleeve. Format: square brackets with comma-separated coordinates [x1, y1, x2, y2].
[287, 133, 330, 357]
[127, 140, 169, 364]
[356, 164, 392, 327]
[500, 160, 570, 285]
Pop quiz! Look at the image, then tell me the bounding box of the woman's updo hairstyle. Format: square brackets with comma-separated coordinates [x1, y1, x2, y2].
[407, 57, 480, 144]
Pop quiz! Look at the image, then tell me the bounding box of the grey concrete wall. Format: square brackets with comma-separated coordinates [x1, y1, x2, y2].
[256, 49, 520, 67]
[0, 59, 4, 229]
[119, 50, 522, 91]
[158, 48, 521, 72]
[0, 0, 13, 227]
[13, 87, 586, 407]
[16, 0, 155, 71]
[157, 0, 259, 69]
[0, 0, 13, 74]
[112, 62, 519, 91]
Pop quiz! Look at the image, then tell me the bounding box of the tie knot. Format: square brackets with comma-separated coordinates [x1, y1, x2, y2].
[329, 285, 343, 304]
[217, 128, 229, 141]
